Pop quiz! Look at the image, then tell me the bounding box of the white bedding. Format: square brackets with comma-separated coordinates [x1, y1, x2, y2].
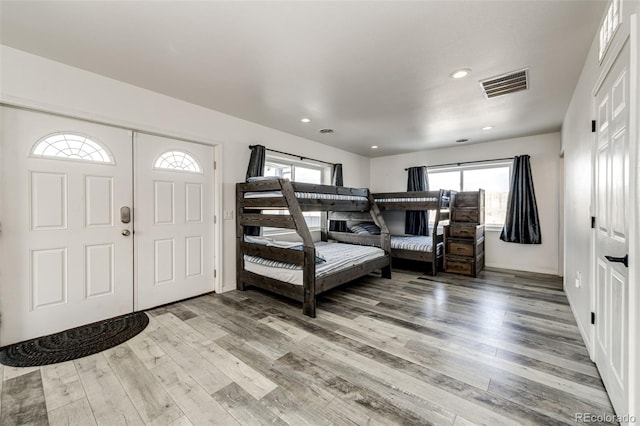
[390, 235, 442, 254]
[244, 241, 385, 285]
[245, 191, 368, 201]
[374, 197, 438, 203]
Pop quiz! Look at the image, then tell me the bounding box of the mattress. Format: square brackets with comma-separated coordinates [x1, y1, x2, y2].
[390, 235, 441, 254]
[244, 241, 385, 285]
[245, 191, 368, 201]
[374, 197, 438, 203]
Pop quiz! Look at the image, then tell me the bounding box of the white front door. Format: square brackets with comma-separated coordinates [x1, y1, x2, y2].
[0, 107, 134, 346]
[134, 133, 215, 310]
[594, 40, 630, 417]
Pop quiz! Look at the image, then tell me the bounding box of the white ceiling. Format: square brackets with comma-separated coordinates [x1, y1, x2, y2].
[0, 1, 606, 157]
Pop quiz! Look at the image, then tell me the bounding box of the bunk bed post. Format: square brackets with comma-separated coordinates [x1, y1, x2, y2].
[236, 184, 246, 291]
[320, 211, 329, 242]
[428, 189, 444, 276]
[302, 247, 317, 317]
[369, 194, 392, 279]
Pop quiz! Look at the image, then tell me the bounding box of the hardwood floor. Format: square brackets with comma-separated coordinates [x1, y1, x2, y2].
[1, 268, 616, 425]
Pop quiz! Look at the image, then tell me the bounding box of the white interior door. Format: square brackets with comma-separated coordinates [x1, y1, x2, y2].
[134, 133, 215, 310]
[594, 40, 630, 417]
[0, 107, 134, 346]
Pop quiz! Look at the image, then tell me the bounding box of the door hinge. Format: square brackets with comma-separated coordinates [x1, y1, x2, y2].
[591, 120, 596, 132]
[591, 216, 596, 229]
[214, 215, 217, 224]
[591, 312, 596, 325]
[214, 161, 217, 170]
[214, 269, 217, 278]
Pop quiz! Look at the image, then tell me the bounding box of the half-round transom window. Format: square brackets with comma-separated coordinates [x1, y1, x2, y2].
[32, 133, 114, 164]
[154, 151, 202, 173]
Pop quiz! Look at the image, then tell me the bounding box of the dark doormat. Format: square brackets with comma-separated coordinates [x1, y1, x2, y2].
[0, 312, 149, 367]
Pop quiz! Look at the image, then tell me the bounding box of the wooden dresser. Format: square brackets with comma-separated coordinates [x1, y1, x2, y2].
[444, 190, 485, 277]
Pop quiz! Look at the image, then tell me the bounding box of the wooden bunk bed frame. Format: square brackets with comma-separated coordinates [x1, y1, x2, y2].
[372, 189, 454, 276]
[236, 179, 392, 317]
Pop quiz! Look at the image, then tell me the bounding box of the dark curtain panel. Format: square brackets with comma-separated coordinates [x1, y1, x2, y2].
[244, 145, 266, 236]
[405, 166, 430, 236]
[329, 163, 348, 232]
[500, 155, 542, 244]
[245, 145, 266, 181]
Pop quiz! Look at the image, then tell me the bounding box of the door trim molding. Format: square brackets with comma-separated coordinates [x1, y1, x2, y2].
[590, 12, 639, 419]
[0, 102, 221, 149]
[627, 12, 639, 421]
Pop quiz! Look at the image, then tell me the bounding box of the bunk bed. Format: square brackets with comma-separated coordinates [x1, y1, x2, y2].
[369, 190, 454, 276]
[236, 178, 392, 317]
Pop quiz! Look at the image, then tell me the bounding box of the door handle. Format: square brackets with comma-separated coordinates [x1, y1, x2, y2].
[605, 254, 628, 268]
[122, 229, 131, 236]
[120, 206, 131, 224]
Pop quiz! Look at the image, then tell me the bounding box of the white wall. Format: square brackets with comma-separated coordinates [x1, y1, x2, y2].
[0, 46, 371, 292]
[561, 31, 600, 347]
[370, 133, 561, 275]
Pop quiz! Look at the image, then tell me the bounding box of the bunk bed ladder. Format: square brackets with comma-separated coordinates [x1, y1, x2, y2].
[280, 180, 317, 317]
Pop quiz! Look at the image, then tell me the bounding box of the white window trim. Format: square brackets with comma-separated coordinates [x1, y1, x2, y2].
[30, 131, 115, 165]
[265, 155, 329, 181]
[153, 149, 203, 174]
[598, 0, 622, 63]
[428, 160, 512, 229]
[262, 155, 331, 237]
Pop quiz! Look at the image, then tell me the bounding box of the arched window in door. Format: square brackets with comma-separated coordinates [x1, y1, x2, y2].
[154, 151, 202, 173]
[31, 133, 114, 164]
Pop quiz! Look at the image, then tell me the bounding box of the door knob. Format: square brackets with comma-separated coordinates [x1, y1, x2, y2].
[122, 229, 131, 236]
[605, 254, 628, 268]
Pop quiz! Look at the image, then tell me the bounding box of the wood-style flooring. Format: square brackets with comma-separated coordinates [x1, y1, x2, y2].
[1, 268, 616, 425]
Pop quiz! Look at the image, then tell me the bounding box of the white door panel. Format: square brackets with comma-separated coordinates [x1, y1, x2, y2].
[0, 107, 134, 345]
[594, 41, 630, 417]
[134, 133, 214, 310]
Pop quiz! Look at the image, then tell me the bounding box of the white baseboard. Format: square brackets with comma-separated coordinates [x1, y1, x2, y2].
[484, 262, 559, 276]
[565, 284, 594, 361]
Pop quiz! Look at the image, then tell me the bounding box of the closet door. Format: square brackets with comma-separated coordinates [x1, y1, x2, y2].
[134, 133, 215, 310]
[0, 107, 134, 346]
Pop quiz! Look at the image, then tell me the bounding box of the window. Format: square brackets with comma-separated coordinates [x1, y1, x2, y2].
[428, 161, 512, 228]
[598, 0, 621, 61]
[263, 157, 328, 234]
[154, 151, 202, 173]
[32, 133, 114, 164]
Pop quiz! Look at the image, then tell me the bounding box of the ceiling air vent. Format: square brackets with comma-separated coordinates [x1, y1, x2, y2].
[480, 69, 529, 98]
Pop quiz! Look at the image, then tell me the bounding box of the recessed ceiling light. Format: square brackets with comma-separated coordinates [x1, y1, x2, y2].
[456, 138, 470, 143]
[482, 126, 494, 131]
[301, 118, 311, 123]
[450, 68, 471, 79]
[319, 128, 334, 134]
[371, 145, 378, 149]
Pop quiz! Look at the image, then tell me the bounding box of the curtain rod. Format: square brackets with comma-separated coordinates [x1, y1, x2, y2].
[405, 157, 514, 170]
[250, 145, 335, 166]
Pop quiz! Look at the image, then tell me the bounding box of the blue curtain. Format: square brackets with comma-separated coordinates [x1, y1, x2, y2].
[329, 163, 348, 232]
[405, 166, 430, 236]
[244, 145, 266, 236]
[500, 155, 541, 244]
